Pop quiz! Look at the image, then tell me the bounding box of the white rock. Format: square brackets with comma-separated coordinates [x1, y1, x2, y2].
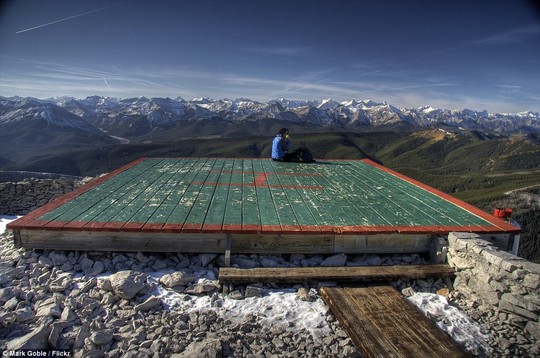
[49, 273, 73, 292]
[245, 286, 263, 298]
[35, 295, 63, 318]
[159, 271, 195, 288]
[135, 296, 162, 312]
[185, 279, 220, 295]
[90, 329, 114, 345]
[3, 296, 18, 310]
[172, 337, 222, 358]
[109, 271, 148, 299]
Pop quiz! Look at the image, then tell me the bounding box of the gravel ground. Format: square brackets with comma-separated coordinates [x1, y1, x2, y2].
[0, 229, 536, 357]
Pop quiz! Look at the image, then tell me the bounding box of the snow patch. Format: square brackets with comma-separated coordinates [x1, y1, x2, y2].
[408, 292, 491, 355]
[0, 215, 20, 235]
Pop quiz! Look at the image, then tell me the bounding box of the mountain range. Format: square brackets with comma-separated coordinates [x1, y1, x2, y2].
[1, 96, 539, 142]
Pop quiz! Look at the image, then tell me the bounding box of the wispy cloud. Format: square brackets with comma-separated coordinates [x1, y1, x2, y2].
[1, 55, 537, 112]
[240, 46, 310, 57]
[0, 56, 190, 98]
[471, 24, 540, 46]
[494, 84, 522, 90]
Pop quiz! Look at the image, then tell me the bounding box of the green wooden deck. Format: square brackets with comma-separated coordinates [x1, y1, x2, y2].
[9, 157, 518, 237]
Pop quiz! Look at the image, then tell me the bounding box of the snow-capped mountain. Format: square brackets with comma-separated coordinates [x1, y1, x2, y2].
[1, 96, 539, 136]
[0, 96, 99, 132]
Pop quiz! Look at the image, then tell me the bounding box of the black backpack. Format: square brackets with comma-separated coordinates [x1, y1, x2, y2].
[290, 144, 316, 163]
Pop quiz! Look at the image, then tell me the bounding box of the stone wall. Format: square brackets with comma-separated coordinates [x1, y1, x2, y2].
[0, 177, 89, 215]
[447, 232, 540, 341]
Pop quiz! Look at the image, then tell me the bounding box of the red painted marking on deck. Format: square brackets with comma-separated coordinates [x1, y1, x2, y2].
[254, 173, 269, 186]
[361, 159, 521, 233]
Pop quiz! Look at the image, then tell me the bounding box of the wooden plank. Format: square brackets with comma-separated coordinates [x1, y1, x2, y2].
[90, 159, 174, 231]
[349, 162, 475, 226]
[230, 234, 335, 254]
[183, 159, 225, 232]
[222, 159, 246, 233]
[241, 159, 262, 233]
[17, 229, 228, 252]
[272, 162, 338, 234]
[163, 158, 213, 231]
[142, 158, 203, 231]
[251, 160, 281, 233]
[320, 286, 402, 357]
[114, 159, 186, 231]
[202, 159, 233, 232]
[260, 160, 302, 234]
[321, 286, 471, 358]
[334, 234, 431, 253]
[264, 161, 322, 234]
[218, 264, 455, 284]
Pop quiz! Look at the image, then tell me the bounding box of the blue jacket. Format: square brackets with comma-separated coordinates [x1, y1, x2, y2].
[271, 134, 290, 159]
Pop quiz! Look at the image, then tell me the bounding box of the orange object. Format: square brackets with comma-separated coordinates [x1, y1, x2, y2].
[493, 208, 512, 219]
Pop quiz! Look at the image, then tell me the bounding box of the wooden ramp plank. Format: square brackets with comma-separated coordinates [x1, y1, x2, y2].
[218, 264, 455, 284]
[321, 286, 471, 358]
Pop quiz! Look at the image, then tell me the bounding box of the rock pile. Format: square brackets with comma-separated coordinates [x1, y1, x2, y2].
[0, 177, 92, 215]
[447, 232, 540, 357]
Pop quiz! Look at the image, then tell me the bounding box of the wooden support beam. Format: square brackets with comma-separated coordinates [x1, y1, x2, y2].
[225, 234, 232, 267]
[321, 286, 471, 358]
[218, 264, 455, 284]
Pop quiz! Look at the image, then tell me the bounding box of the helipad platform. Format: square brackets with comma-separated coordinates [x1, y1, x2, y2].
[8, 158, 519, 253]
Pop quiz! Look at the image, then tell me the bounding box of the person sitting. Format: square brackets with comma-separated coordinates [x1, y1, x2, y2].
[271, 128, 293, 161]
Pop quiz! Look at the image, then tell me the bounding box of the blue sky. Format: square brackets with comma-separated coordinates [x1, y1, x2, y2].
[1, 0, 539, 112]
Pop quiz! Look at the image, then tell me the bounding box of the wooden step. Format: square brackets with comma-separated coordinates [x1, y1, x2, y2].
[218, 264, 454, 284]
[321, 285, 471, 358]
